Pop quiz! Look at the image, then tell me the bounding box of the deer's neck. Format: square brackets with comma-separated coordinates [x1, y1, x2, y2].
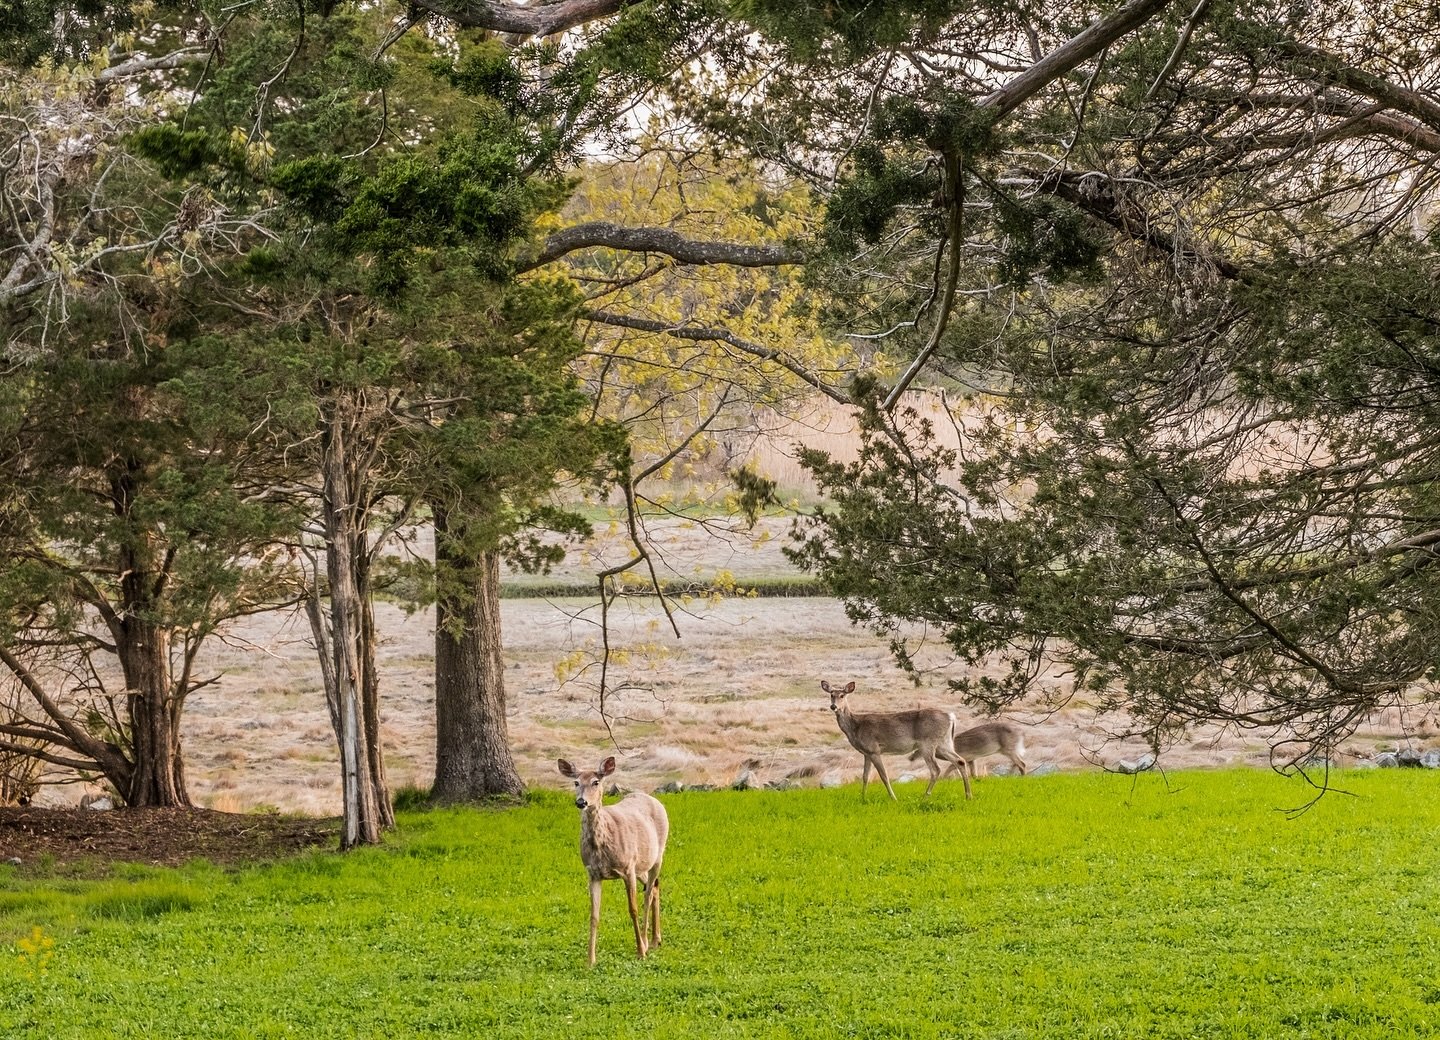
[580, 802, 612, 847]
[835, 707, 860, 741]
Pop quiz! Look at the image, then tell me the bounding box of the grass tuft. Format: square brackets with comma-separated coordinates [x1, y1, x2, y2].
[84, 883, 198, 921]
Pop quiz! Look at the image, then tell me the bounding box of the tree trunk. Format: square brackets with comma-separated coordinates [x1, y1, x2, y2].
[120, 626, 189, 807]
[103, 443, 190, 808]
[358, 567, 395, 829]
[319, 395, 389, 849]
[432, 506, 525, 802]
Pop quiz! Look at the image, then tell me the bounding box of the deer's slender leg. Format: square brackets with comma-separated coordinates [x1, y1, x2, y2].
[871, 754, 899, 801]
[861, 757, 872, 800]
[921, 748, 942, 796]
[936, 744, 969, 796]
[647, 868, 663, 948]
[588, 878, 602, 967]
[624, 873, 647, 958]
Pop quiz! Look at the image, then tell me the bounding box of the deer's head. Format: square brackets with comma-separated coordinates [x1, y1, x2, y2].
[558, 756, 616, 810]
[821, 680, 856, 714]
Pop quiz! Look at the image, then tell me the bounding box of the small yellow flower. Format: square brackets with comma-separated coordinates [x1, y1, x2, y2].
[17, 925, 54, 978]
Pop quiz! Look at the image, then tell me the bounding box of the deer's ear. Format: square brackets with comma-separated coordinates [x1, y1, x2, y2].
[820, 680, 832, 693]
[600, 756, 617, 776]
[844, 682, 855, 693]
[557, 759, 576, 778]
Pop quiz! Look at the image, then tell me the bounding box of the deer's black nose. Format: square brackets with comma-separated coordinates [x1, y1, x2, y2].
[574, 796, 586, 809]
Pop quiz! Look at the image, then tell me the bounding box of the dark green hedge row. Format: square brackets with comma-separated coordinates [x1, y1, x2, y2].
[498, 576, 824, 599]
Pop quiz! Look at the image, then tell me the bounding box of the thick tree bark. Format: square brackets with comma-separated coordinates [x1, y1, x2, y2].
[117, 616, 189, 807]
[431, 507, 526, 803]
[106, 448, 189, 808]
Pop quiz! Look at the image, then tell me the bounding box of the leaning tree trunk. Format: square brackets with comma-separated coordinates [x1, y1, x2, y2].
[431, 507, 525, 802]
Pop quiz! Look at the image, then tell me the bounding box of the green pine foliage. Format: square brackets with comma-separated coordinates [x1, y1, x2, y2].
[790, 230, 1440, 742]
[147, 4, 618, 551]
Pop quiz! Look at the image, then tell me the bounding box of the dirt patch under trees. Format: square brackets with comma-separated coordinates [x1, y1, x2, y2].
[0, 807, 340, 872]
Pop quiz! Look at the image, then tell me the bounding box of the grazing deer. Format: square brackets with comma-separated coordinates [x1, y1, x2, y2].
[557, 756, 670, 967]
[822, 680, 968, 800]
[942, 721, 1029, 791]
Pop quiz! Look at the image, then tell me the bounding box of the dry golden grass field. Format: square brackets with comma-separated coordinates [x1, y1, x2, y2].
[68, 510, 1420, 816]
[29, 397, 1438, 813]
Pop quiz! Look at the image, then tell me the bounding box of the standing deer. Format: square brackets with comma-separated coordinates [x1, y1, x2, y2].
[557, 756, 669, 967]
[822, 680, 969, 800]
[943, 721, 1029, 791]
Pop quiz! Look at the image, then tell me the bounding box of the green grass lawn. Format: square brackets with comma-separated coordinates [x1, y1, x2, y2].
[4, 768, 1440, 1038]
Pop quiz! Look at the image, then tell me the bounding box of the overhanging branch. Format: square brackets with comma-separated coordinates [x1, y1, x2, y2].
[886, 0, 1177, 404]
[583, 309, 848, 402]
[95, 47, 209, 83]
[408, 0, 631, 36]
[1035, 169, 1246, 281]
[1263, 35, 1440, 134]
[521, 221, 804, 273]
[980, 0, 1176, 119]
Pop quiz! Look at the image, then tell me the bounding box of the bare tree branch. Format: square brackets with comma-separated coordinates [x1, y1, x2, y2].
[1264, 35, 1440, 134]
[1035, 169, 1246, 281]
[0, 644, 122, 770]
[1145, 0, 1212, 101]
[584, 309, 849, 402]
[521, 221, 803, 273]
[1212, 91, 1440, 153]
[409, 0, 631, 37]
[0, 738, 97, 773]
[884, 154, 965, 409]
[95, 47, 209, 83]
[979, 0, 1176, 119]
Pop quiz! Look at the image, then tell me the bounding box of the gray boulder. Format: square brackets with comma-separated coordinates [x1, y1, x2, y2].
[731, 769, 761, 791]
